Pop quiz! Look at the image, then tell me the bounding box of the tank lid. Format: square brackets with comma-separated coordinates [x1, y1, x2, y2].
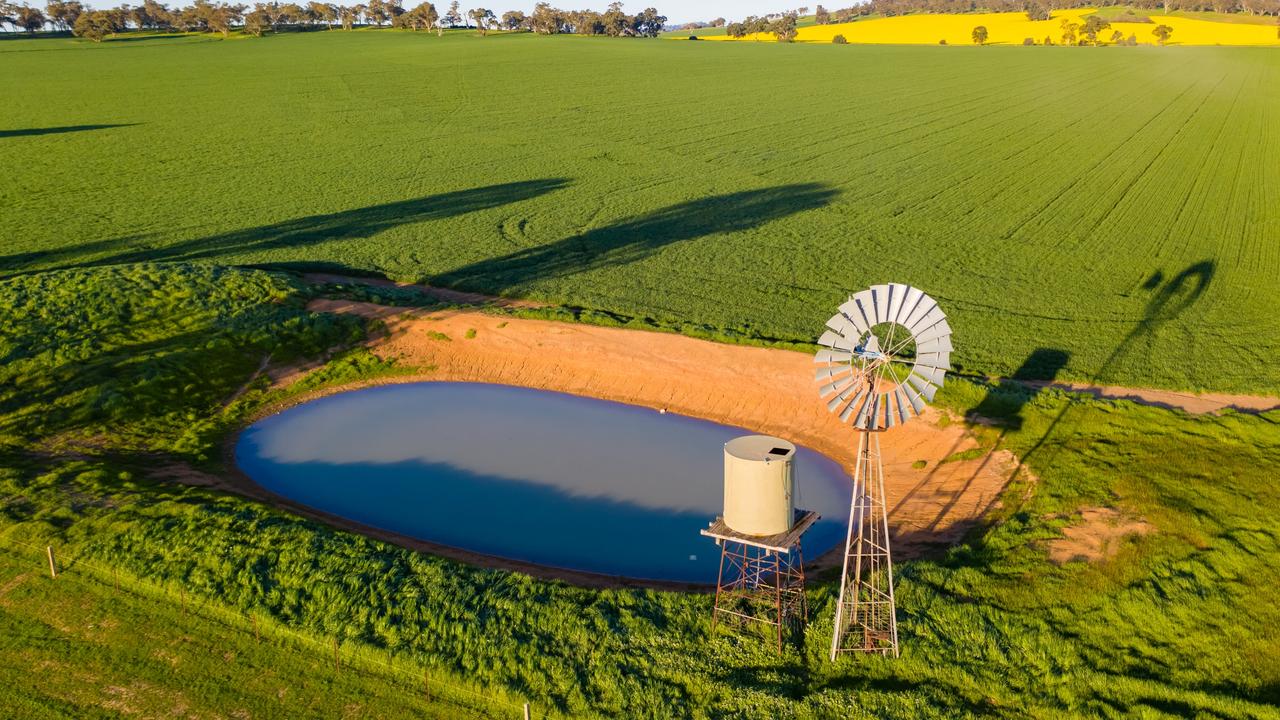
[725, 435, 796, 462]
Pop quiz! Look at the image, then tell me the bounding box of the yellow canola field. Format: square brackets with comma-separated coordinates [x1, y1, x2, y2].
[699, 9, 1280, 46]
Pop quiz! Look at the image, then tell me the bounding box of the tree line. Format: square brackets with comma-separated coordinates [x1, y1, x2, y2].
[0, 0, 666, 40]
[810, 0, 1279, 21]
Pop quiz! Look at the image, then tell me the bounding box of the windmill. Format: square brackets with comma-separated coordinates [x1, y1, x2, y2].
[815, 283, 952, 659]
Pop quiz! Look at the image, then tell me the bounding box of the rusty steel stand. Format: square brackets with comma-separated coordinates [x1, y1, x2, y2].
[702, 510, 818, 653]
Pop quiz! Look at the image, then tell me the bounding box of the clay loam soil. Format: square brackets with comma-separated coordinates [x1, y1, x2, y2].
[1047, 507, 1154, 565]
[295, 299, 1025, 562]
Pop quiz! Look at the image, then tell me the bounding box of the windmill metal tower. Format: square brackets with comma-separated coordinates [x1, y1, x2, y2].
[814, 283, 952, 659]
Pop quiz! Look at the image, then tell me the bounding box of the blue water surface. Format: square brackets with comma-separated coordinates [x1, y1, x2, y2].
[235, 382, 851, 582]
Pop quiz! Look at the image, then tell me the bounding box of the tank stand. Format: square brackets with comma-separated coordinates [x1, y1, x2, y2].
[701, 510, 818, 653]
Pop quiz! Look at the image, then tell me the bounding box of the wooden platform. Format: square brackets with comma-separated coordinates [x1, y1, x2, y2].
[701, 510, 820, 553]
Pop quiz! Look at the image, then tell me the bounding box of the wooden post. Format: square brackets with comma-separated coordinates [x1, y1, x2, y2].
[46, 546, 57, 579]
[523, 702, 531, 720]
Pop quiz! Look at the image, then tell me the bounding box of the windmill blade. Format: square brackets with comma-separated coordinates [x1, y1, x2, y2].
[815, 365, 853, 382]
[883, 394, 897, 429]
[906, 373, 938, 402]
[818, 330, 854, 351]
[912, 364, 947, 387]
[819, 374, 857, 399]
[837, 389, 869, 422]
[884, 283, 909, 327]
[893, 388, 912, 423]
[908, 306, 946, 334]
[914, 319, 952, 346]
[850, 291, 876, 333]
[916, 336, 953, 354]
[836, 300, 871, 335]
[854, 393, 877, 429]
[814, 348, 853, 364]
[902, 383, 927, 415]
[825, 312, 858, 340]
[869, 284, 891, 324]
[894, 286, 925, 326]
[914, 351, 951, 371]
[901, 295, 937, 330]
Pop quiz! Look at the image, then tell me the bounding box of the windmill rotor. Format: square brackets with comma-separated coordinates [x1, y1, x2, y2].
[815, 283, 953, 431]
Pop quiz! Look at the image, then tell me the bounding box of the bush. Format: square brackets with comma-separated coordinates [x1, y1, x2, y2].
[832, 33, 847, 44]
[687, 35, 699, 40]
[1023, 37, 1035, 45]
[939, 38, 947, 44]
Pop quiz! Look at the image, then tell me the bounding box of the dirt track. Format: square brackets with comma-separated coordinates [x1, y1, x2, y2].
[298, 299, 1023, 559]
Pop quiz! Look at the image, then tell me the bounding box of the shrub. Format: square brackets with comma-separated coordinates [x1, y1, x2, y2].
[939, 38, 947, 44]
[687, 35, 699, 40]
[1023, 37, 1035, 45]
[832, 33, 847, 44]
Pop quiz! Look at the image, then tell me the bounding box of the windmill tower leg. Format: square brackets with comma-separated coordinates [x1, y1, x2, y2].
[830, 430, 898, 659]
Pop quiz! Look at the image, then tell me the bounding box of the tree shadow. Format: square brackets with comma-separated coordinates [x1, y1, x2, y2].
[0, 123, 140, 139]
[3, 178, 569, 275]
[433, 183, 838, 294]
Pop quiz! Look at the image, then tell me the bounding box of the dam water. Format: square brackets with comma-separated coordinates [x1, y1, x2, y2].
[235, 382, 851, 583]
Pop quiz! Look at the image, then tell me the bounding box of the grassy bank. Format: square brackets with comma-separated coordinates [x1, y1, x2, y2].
[2, 263, 1278, 718]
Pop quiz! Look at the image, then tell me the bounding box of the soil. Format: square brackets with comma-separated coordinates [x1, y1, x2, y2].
[1048, 507, 1154, 564]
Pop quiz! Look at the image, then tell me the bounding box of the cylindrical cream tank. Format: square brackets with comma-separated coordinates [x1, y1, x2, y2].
[723, 435, 796, 536]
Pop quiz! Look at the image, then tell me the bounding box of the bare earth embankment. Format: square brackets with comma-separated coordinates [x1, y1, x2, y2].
[295, 299, 1022, 561]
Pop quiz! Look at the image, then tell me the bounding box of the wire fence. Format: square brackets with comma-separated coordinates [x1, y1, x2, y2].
[1, 535, 555, 720]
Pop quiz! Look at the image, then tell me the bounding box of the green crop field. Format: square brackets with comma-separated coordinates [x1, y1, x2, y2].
[3, 32, 1279, 394]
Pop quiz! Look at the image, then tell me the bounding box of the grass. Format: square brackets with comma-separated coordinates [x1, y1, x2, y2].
[2, 32, 1279, 393]
[1, 262, 1279, 718]
[0, 547, 501, 719]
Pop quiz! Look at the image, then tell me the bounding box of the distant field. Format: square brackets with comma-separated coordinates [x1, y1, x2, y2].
[704, 8, 1280, 45]
[2, 32, 1279, 393]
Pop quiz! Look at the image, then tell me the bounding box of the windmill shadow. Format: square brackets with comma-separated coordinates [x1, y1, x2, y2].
[1008, 260, 1215, 482]
[432, 183, 838, 294]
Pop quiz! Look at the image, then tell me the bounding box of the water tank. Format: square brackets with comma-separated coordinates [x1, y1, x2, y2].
[723, 435, 796, 536]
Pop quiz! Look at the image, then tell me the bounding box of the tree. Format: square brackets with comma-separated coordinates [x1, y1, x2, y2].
[601, 0, 626, 35]
[725, 20, 744, 37]
[72, 8, 122, 38]
[46, 0, 84, 30]
[337, 3, 361, 27]
[364, 0, 385, 24]
[1152, 23, 1172, 44]
[1022, 36, 1034, 45]
[499, 8, 523, 29]
[770, 12, 797, 41]
[1109, 29, 1123, 44]
[1060, 17, 1078, 45]
[709, 16, 723, 27]
[831, 32, 846, 43]
[441, 0, 457, 25]
[1080, 14, 1109, 45]
[631, 6, 662, 36]
[400, 1, 435, 30]
[307, 1, 335, 26]
[0, 2, 15, 30]
[16, 4, 46, 31]
[814, 3, 828, 23]
[971, 24, 987, 44]
[467, 6, 492, 33]
[243, 5, 269, 32]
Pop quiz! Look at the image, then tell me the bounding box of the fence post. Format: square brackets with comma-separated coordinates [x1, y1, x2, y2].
[523, 702, 531, 720]
[46, 546, 57, 579]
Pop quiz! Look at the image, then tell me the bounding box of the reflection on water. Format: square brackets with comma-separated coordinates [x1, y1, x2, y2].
[236, 382, 851, 582]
